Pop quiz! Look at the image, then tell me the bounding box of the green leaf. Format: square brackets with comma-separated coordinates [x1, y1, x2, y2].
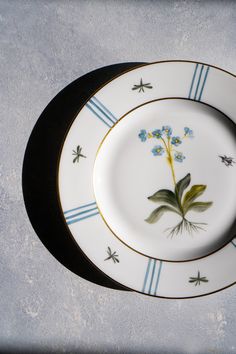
[145, 205, 180, 224]
[175, 173, 191, 201]
[183, 185, 207, 211]
[185, 201, 213, 213]
[148, 189, 179, 209]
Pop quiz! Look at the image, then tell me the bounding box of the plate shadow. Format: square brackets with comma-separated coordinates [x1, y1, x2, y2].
[22, 62, 146, 290]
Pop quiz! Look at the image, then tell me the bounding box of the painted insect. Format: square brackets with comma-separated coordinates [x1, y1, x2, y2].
[132, 78, 153, 93]
[219, 155, 235, 167]
[189, 271, 208, 286]
[72, 145, 86, 163]
[104, 247, 119, 263]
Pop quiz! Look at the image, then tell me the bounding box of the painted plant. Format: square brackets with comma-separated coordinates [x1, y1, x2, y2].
[138, 126, 213, 236]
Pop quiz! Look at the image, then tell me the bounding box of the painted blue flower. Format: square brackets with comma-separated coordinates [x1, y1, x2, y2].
[171, 136, 182, 146]
[174, 152, 185, 163]
[162, 125, 172, 137]
[152, 129, 162, 139]
[184, 127, 194, 138]
[152, 145, 165, 156]
[138, 129, 147, 142]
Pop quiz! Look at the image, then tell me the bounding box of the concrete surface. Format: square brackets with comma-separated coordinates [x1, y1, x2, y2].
[0, 1, 236, 353]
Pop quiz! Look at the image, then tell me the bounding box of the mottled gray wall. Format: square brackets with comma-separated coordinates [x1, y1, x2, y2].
[0, 1, 236, 353]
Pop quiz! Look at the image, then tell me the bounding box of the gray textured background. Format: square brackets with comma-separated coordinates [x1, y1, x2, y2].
[0, 1, 236, 353]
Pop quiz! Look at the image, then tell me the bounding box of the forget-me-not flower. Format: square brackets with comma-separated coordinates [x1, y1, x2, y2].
[152, 145, 165, 156]
[152, 129, 162, 139]
[162, 125, 172, 137]
[184, 127, 194, 138]
[174, 152, 186, 163]
[171, 136, 182, 147]
[138, 129, 147, 142]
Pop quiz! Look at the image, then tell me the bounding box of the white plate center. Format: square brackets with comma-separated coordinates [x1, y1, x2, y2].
[93, 99, 236, 261]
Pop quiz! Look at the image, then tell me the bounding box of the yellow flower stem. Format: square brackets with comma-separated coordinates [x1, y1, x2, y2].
[169, 155, 177, 187]
[161, 136, 184, 216]
[164, 137, 177, 187]
[161, 137, 168, 152]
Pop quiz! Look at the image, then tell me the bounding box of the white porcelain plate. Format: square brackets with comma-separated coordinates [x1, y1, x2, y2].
[58, 61, 236, 298]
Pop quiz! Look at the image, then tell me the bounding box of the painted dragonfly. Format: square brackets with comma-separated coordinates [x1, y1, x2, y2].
[219, 155, 235, 167]
[132, 78, 153, 93]
[189, 271, 208, 286]
[72, 145, 86, 163]
[104, 247, 119, 263]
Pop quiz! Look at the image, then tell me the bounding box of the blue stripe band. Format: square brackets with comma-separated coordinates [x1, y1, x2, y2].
[198, 66, 210, 101]
[86, 103, 112, 128]
[65, 206, 98, 221]
[148, 260, 157, 294]
[143, 259, 163, 295]
[194, 64, 204, 100]
[64, 202, 97, 215]
[154, 261, 163, 295]
[67, 211, 100, 225]
[188, 63, 198, 99]
[89, 98, 117, 125]
[92, 96, 117, 122]
[142, 258, 152, 293]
